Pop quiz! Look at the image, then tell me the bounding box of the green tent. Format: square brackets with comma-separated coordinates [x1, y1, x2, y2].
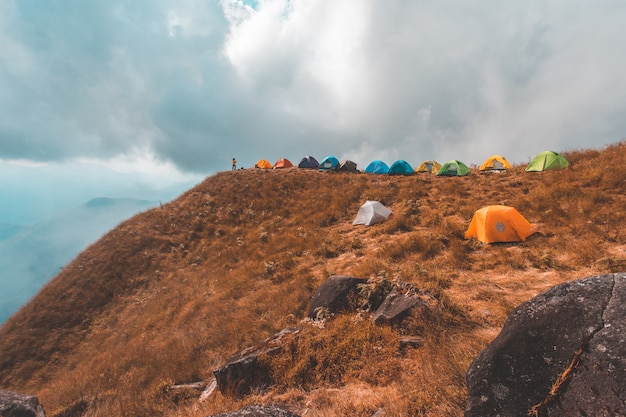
[436, 160, 470, 176]
[525, 151, 570, 172]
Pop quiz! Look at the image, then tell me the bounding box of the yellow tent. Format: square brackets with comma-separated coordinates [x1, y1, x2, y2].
[465, 205, 537, 243]
[415, 160, 441, 173]
[479, 155, 512, 171]
[255, 159, 272, 169]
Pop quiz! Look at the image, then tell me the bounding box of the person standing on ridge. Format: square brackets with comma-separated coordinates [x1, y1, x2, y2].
[232, 157, 237, 171]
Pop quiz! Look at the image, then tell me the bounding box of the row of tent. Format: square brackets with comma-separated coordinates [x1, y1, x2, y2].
[354, 201, 537, 244]
[253, 151, 570, 175]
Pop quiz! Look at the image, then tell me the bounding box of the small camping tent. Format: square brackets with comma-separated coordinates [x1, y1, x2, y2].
[415, 160, 441, 174]
[388, 160, 414, 175]
[319, 155, 339, 170]
[298, 155, 319, 169]
[436, 160, 471, 176]
[465, 205, 537, 244]
[337, 160, 358, 172]
[273, 158, 294, 169]
[364, 160, 389, 174]
[479, 155, 512, 171]
[353, 201, 392, 226]
[255, 159, 272, 169]
[525, 151, 570, 172]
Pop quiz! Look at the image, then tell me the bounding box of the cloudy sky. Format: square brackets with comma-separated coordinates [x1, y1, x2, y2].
[2, 0, 626, 222]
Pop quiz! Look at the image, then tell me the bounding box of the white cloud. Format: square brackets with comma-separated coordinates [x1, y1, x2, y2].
[77, 151, 201, 184]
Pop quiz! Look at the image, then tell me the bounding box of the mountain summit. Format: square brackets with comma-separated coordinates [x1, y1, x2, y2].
[0, 143, 624, 416]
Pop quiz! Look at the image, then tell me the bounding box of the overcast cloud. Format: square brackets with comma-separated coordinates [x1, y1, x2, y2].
[2, 0, 626, 174]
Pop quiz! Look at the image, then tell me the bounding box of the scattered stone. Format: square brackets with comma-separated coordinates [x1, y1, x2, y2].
[465, 273, 626, 417]
[207, 404, 300, 417]
[399, 336, 424, 349]
[199, 378, 218, 402]
[0, 389, 46, 417]
[213, 327, 301, 397]
[371, 287, 436, 325]
[171, 381, 206, 390]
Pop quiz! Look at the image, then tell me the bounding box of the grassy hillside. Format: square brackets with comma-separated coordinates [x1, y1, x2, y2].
[0, 142, 624, 417]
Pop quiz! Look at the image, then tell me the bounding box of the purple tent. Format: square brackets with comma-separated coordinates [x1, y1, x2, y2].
[298, 155, 320, 169]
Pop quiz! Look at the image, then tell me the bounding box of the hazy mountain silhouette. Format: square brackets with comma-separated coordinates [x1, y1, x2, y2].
[0, 223, 27, 241]
[0, 198, 157, 324]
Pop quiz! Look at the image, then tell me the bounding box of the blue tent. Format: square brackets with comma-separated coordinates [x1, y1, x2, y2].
[298, 155, 319, 169]
[319, 155, 339, 170]
[388, 160, 414, 175]
[364, 160, 389, 174]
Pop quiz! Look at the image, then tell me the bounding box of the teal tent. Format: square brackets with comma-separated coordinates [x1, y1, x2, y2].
[319, 155, 339, 170]
[388, 160, 414, 175]
[364, 160, 389, 174]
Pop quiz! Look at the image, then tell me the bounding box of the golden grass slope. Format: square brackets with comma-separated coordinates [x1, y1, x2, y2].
[0, 142, 624, 417]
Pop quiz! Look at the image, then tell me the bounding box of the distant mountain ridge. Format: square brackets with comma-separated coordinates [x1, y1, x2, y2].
[0, 223, 27, 242]
[0, 197, 157, 324]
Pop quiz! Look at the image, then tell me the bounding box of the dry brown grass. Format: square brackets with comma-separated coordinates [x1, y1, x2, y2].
[0, 142, 624, 416]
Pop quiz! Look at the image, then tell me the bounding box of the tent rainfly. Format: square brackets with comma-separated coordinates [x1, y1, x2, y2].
[465, 205, 537, 243]
[353, 201, 392, 226]
[525, 151, 570, 172]
[319, 155, 340, 170]
[298, 155, 320, 169]
[364, 160, 390, 174]
[436, 160, 471, 176]
[415, 160, 441, 174]
[479, 155, 512, 171]
[273, 158, 294, 169]
[255, 159, 272, 169]
[337, 160, 358, 172]
[388, 160, 414, 175]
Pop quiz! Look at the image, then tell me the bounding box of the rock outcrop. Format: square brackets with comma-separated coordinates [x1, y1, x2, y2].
[309, 275, 436, 325]
[207, 404, 300, 417]
[0, 389, 46, 417]
[213, 327, 301, 397]
[465, 273, 626, 417]
[307, 276, 369, 318]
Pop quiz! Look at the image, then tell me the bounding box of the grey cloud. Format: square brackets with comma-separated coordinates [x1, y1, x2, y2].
[1, 1, 625, 173]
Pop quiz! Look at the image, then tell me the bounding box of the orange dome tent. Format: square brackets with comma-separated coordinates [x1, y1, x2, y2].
[255, 159, 272, 169]
[465, 205, 537, 244]
[273, 158, 294, 169]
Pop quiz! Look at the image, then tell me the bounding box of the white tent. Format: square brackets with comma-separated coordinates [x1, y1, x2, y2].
[352, 201, 392, 226]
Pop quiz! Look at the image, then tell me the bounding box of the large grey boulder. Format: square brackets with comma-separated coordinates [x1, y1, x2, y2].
[465, 273, 626, 417]
[207, 404, 300, 416]
[0, 389, 46, 417]
[213, 327, 301, 397]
